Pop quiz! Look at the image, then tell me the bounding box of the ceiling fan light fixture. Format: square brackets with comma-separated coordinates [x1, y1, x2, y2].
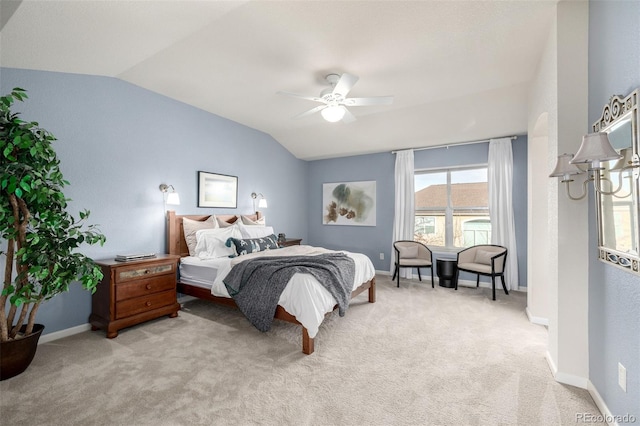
[321, 105, 345, 122]
[278, 72, 392, 123]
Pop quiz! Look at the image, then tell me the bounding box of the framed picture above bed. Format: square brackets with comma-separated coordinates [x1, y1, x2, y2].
[197, 171, 238, 208]
[323, 180, 376, 226]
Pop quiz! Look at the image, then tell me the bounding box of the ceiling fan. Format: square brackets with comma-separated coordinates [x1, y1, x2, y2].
[277, 73, 393, 123]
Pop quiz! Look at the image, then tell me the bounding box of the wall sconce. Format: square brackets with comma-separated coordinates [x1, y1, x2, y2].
[251, 192, 267, 212]
[549, 132, 638, 200]
[159, 183, 180, 206]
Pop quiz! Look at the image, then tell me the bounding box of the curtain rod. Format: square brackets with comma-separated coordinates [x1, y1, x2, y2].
[391, 135, 518, 154]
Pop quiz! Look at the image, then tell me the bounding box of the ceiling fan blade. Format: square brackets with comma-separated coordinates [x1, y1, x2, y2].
[343, 96, 394, 106]
[332, 73, 359, 96]
[277, 91, 324, 103]
[292, 104, 326, 120]
[341, 108, 357, 123]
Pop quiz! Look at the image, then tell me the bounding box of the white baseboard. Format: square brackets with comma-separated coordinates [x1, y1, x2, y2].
[555, 371, 589, 389]
[545, 350, 558, 376]
[545, 350, 588, 389]
[587, 380, 620, 426]
[38, 323, 91, 345]
[526, 307, 549, 326]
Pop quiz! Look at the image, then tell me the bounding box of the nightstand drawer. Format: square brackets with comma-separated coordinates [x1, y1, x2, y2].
[115, 274, 175, 302]
[115, 261, 175, 283]
[115, 290, 175, 320]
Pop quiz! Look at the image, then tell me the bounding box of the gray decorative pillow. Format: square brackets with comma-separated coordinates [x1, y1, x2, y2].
[225, 234, 280, 257]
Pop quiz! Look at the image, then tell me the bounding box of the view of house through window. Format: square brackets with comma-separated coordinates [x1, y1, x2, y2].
[415, 167, 491, 248]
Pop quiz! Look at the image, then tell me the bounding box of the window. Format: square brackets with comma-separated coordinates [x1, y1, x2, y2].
[415, 167, 491, 248]
[462, 219, 491, 246]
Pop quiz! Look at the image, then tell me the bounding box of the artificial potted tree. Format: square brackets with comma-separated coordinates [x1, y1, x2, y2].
[0, 88, 106, 380]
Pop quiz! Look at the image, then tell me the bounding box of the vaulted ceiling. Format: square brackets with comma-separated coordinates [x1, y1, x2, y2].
[0, 1, 557, 160]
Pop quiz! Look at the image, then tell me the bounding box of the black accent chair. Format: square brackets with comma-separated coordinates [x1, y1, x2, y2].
[392, 240, 434, 288]
[454, 244, 508, 300]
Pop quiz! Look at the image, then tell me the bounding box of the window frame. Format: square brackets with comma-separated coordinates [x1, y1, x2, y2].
[415, 164, 490, 249]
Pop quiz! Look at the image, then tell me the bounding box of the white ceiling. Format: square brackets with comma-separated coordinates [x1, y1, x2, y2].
[0, 0, 557, 160]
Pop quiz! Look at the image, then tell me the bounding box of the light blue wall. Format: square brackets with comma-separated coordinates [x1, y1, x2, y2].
[307, 137, 529, 288]
[0, 67, 308, 335]
[588, 0, 640, 418]
[307, 152, 395, 270]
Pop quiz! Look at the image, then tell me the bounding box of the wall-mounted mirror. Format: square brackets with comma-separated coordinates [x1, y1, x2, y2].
[593, 89, 640, 274]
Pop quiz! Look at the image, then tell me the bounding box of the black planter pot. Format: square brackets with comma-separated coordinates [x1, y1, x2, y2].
[0, 324, 45, 381]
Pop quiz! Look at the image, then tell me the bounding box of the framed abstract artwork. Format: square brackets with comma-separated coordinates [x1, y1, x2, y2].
[197, 171, 237, 208]
[322, 180, 376, 226]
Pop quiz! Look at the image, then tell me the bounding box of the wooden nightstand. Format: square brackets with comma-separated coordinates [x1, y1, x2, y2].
[89, 254, 180, 338]
[279, 238, 302, 247]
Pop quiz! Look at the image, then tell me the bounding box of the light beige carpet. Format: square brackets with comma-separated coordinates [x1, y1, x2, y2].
[1, 275, 604, 425]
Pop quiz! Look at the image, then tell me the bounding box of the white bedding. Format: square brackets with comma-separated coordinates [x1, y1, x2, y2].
[179, 256, 229, 289]
[180, 245, 375, 338]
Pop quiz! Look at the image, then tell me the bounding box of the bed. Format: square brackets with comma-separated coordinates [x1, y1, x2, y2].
[166, 210, 376, 354]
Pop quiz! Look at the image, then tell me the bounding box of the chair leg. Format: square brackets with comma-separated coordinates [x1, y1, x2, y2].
[430, 267, 434, 288]
[397, 266, 401, 288]
[392, 264, 398, 281]
[476, 274, 480, 287]
[417, 268, 422, 281]
[491, 276, 496, 301]
[501, 275, 509, 295]
[454, 268, 459, 290]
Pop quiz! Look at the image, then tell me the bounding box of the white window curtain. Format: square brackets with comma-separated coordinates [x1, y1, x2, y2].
[391, 149, 415, 278]
[488, 138, 519, 290]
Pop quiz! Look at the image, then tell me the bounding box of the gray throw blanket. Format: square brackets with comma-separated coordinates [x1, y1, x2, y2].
[223, 253, 355, 332]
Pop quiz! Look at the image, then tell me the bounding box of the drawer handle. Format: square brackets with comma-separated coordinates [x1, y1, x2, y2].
[146, 284, 152, 290]
[144, 269, 151, 274]
[146, 301, 152, 307]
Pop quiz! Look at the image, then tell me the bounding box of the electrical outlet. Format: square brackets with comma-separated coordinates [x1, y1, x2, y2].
[618, 362, 627, 392]
[379, 253, 384, 260]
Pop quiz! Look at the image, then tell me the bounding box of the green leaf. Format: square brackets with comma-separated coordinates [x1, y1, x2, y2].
[3, 143, 13, 157]
[19, 179, 31, 193]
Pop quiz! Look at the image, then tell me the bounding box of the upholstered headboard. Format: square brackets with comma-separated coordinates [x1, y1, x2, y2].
[166, 210, 262, 257]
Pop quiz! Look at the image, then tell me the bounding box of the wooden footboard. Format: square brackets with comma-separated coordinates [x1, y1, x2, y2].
[178, 276, 376, 355]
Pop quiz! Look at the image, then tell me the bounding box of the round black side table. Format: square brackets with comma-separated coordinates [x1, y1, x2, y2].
[436, 259, 458, 288]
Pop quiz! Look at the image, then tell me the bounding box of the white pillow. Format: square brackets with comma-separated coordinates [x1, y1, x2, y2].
[237, 223, 276, 239]
[183, 216, 218, 256]
[241, 215, 266, 226]
[194, 226, 242, 259]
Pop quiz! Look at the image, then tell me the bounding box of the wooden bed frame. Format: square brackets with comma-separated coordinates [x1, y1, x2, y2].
[166, 210, 376, 355]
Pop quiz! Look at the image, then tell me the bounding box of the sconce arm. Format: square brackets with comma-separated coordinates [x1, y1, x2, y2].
[563, 178, 589, 201]
[595, 173, 622, 196]
[595, 166, 638, 198]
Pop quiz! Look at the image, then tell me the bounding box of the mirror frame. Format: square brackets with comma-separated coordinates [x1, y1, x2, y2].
[592, 88, 639, 275]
